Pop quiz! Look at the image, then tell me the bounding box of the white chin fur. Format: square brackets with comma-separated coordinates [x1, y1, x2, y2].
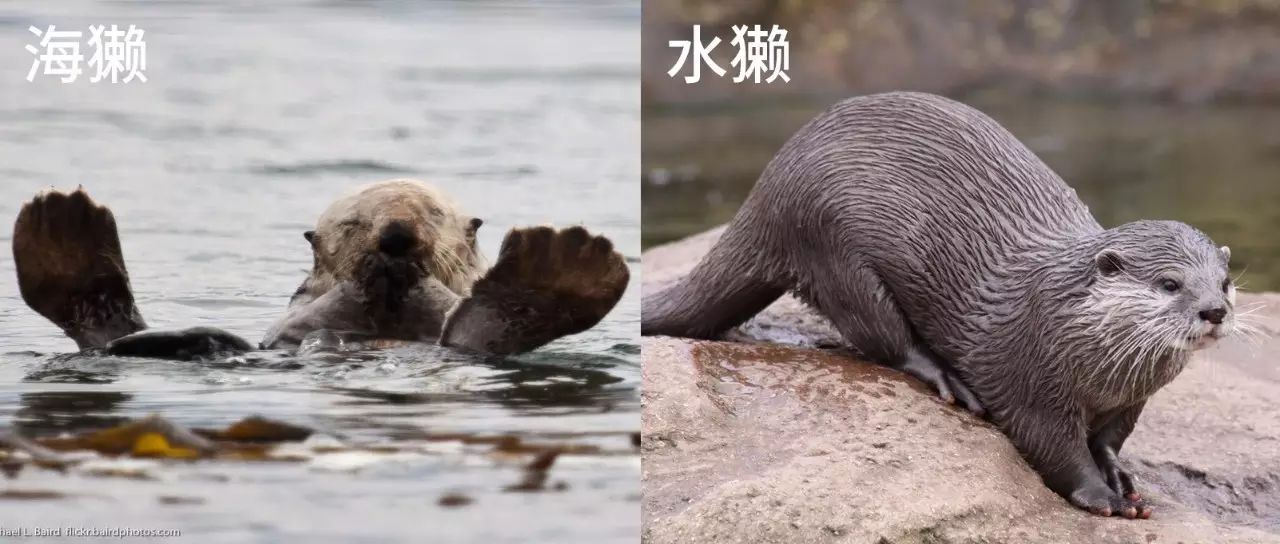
[1188, 335, 1218, 351]
[1177, 321, 1231, 352]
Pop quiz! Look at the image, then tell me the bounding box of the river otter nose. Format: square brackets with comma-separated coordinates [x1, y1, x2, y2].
[378, 222, 416, 257]
[1198, 307, 1227, 325]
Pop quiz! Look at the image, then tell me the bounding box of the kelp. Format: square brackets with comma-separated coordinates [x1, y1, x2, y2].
[0, 414, 636, 501]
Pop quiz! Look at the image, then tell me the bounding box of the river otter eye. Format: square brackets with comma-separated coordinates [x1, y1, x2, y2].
[1160, 279, 1181, 293]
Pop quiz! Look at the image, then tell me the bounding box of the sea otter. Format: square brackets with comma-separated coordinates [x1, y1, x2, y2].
[13, 179, 628, 358]
[641, 92, 1237, 518]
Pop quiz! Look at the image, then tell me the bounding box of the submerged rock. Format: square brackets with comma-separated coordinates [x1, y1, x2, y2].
[642, 228, 1280, 543]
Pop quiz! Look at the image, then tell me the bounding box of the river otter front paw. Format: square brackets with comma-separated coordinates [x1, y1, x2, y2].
[12, 187, 146, 349]
[441, 225, 629, 355]
[1094, 444, 1146, 505]
[1068, 484, 1151, 519]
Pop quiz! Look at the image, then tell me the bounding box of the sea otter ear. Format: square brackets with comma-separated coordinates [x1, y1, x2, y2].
[1095, 249, 1126, 277]
[468, 218, 483, 234]
[303, 230, 316, 247]
[1220, 245, 1231, 263]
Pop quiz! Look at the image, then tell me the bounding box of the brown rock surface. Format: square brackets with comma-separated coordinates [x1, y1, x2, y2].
[641, 228, 1280, 543]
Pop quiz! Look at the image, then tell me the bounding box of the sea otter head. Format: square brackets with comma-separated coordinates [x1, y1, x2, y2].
[305, 179, 485, 296]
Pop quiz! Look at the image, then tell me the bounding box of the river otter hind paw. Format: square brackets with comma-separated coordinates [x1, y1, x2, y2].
[12, 187, 145, 349]
[897, 351, 985, 417]
[441, 225, 629, 355]
[1069, 486, 1152, 519]
[939, 372, 985, 417]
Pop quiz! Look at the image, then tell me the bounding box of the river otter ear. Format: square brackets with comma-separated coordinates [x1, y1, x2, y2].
[1095, 250, 1126, 277]
[1219, 245, 1231, 263]
[304, 230, 316, 248]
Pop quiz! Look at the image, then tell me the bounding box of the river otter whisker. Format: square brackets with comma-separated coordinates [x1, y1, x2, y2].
[1230, 316, 1268, 351]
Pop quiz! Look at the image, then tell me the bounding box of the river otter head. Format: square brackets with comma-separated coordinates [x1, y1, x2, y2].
[305, 179, 485, 296]
[1075, 220, 1235, 398]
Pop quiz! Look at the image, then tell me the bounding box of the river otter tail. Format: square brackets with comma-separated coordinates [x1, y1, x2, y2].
[641, 223, 787, 339]
[12, 188, 147, 349]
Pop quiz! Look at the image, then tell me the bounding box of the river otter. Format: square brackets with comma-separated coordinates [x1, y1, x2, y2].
[641, 92, 1237, 519]
[14, 179, 628, 358]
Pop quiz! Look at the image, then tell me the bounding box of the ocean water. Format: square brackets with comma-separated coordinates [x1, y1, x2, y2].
[0, 1, 639, 542]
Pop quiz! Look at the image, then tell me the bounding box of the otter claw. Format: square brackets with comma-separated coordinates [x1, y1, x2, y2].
[897, 349, 986, 417]
[1070, 486, 1149, 519]
[1097, 447, 1140, 498]
[944, 372, 985, 417]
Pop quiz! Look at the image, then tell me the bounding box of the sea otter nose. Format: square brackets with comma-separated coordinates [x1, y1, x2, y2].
[1198, 307, 1227, 325]
[378, 221, 417, 257]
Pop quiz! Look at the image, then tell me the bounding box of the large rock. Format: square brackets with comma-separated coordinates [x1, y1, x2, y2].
[641, 228, 1280, 543]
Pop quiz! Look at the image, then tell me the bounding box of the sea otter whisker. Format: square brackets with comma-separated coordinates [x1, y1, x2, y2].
[429, 243, 476, 295]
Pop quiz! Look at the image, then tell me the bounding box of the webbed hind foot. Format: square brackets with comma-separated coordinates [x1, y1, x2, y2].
[12, 187, 146, 349]
[441, 225, 629, 355]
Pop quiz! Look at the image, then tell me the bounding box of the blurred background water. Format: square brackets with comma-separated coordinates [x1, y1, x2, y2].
[642, 0, 1280, 290]
[643, 93, 1280, 288]
[0, 1, 639, 542]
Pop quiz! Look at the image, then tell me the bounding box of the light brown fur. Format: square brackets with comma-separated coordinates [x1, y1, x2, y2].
[307, 179, 483, 297]
[13, 180, 629, 357]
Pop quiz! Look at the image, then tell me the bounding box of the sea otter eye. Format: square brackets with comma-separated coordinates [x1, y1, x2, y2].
[1222, 279, 1231, 293]
[1160, 279, 1181, 293]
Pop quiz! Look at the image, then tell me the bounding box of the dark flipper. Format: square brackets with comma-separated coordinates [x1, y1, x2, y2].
[441, 226, 629, 355]
[105, 327, 253, 361]
[12, 188, 146, 349]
